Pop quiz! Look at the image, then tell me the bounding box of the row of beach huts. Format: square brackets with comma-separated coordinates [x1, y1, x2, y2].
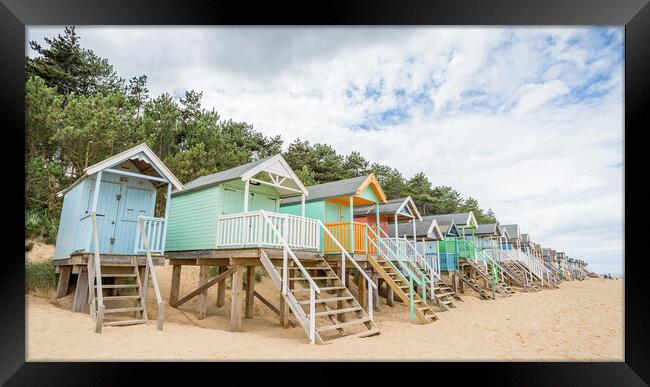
[51, 143, 593, 344]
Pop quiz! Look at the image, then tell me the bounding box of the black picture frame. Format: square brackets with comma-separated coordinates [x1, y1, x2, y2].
[1, 0, 647, 385]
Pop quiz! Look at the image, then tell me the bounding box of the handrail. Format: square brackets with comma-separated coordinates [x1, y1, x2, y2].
[317, 220, 376, 321]
[138, 216, 165, 330]
[260, 210, 321, 344]
[90, 213, 104, 333]
[363, 229, 417, 320]
[373, 226, 429, 284]
[317, 221, 377, 290]
[457, 238, 500, 290]
[365, 224, 428, 301]
[260, 211, 321, 294]
[392, 236, 439, 298]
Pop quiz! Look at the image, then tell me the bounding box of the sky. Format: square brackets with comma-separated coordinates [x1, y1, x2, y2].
[26, 26, 624, 275]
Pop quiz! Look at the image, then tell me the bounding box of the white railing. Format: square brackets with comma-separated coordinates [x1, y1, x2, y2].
[134, 216, 166, 254]
[138, 217, 165, 330]
[372, 227, 429, 300]
[216, 210, 320, 251]
[259, 211, 321, 344]
[393, 237, 440, 298]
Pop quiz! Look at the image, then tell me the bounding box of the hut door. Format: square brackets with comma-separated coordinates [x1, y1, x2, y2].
[95, 181, 123, 254]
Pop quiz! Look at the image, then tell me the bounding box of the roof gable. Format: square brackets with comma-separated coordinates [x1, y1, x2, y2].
[179, 154, 306, 197]
[59, 143, 183, 196]
[281, 173, 386, 205]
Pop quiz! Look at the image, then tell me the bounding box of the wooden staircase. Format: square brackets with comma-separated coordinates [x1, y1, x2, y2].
[465, 260, 513, 297]
[409, 262, 460, 311]
[367, 255, 438, 324]
[500, 261, 540, 292]
[92, 261, 148, 328]
[456, 270, 492, 300]
[87, 214, 165, 333]
[264, 252, 380, 344]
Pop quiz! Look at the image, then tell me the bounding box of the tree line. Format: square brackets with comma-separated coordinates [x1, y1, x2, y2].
[25, 27, 496, 243]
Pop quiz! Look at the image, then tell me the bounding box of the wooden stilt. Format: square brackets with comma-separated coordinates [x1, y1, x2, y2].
[372, 272, 379, 311]
[245, 266, 255, 319]
[279, 295, 289, 328]
[230, 265, 244, 332]
[169, 265, 182, 307]
[216, 266, 226, 307]
[56, 266, 72, 298]
[72, 269, 89, 313]
[386, 279, 394, 307]
[358, 269, 367, 310]
[197, 265, 209, 319]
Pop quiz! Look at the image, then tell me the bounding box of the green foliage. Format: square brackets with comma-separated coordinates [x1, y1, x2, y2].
[26, 209, 59, 244]
[26, 258, 56, 292]
[26, 26, 123, 98]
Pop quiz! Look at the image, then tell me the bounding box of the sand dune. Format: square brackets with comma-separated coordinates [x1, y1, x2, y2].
[26, 262, 624, 361]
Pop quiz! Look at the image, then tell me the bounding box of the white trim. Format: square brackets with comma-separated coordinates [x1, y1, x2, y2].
[426, 219, 444, 241]
[465, 211, 478, 228]
[104, 168, 169, 183]
[240, 154, 308, 195]
[249, 177, 304, 194]
[396, 196, 422, 221]
[63, 144, 183, 195]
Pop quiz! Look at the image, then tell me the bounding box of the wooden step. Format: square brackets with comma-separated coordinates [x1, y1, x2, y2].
[317, 317, 370, 332]
[103, 295, 141, 301]
[290, 276, 338, 281]
[104, 306, 144, 314]
[436, 291, 455, 297]
[96, 284, 139, 289]
[322, 328, 380, 344]
[103, 319, 147, 327]
[299, 296, 352, 305]
[101, 273, 137, 278]
[315, 306, 362, 317]
[291, 286, 345, 293]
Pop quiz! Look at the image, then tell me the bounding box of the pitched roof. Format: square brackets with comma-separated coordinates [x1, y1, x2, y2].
[177, 154, 307, 197]
[58, 143, 183, 196]
[280, 173, 387, 205]
[469, 223, 501, 236]
[387, 217, 443, 240]
[501, 224, 520, 239]
[354, 196, 422, 220]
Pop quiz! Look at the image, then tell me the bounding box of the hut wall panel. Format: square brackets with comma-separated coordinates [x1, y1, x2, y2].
[54, 180, 85, 260]
[165, 185, 222, 251]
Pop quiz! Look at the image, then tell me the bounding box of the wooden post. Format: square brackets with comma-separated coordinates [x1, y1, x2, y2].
[197, 265, 209, 319]
[358, 268, 367, 310]
[169, 265, 182, 307]
[72, 268, 89, 313]
[56, 266, 72, 298]
[372, 272, 379, 311]
[386, 280, 394, 307]
[139, 265, 148, 306]
[279, 296, 289, 328]
[245, 266, 255, 319]
[349, 195, 354, 253]
[337, 265, 347, 322]
[230, 265, 244, 332]
[216, 266, 226, 307]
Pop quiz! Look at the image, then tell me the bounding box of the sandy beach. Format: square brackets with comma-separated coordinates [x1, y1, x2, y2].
[26, 249, 624, 361]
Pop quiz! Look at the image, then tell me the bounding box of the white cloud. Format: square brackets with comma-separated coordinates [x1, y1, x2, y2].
[26, 26, 624, 274]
